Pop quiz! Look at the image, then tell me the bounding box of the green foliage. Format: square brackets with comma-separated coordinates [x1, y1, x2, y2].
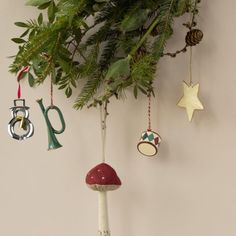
[151, 0, 176, 60]
[121, 9, 149, 32]
[28, 72, 35, 87]
[131, 55, 156, 98]
[73, 75, 102, 109]
[26, 0, 50, 6]
[10, 0, 201, 109]
[79, 44, 99, 78]
[174, 0, 189, 16]
[106, 57, 131, 81]
[11, 38, 26, 44]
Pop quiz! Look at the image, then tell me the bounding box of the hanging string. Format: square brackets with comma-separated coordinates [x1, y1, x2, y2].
[147, 94, 151, 131]
[100, 102, 108, 163]
[188, 2, 196, 86]
[17, 66, 29, 99]
[50, 74, 54, 106]
[189, 46, 193, 85]
[17, 84, 21, 99]
[50, 63, 57, 106]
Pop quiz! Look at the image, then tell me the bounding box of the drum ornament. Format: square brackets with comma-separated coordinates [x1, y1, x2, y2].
[137, 95, 161, 157]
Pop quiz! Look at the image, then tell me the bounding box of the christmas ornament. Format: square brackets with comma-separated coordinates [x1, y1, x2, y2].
[137, 95, 161, 157]
[86, 163, 121, 236]
[37, 75, 66, 150]
[8, 66, 34, 141]
[177, 4, 204, 122]
[177, 81, 203, 121]
[8, 99, 34, 141]
[85, 102, 121, 236]
[177, 39, 204, 122]
[137, 130, 161, 157]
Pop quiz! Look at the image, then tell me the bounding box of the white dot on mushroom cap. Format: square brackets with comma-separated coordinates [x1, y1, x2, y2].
[102, 177, 105, 180]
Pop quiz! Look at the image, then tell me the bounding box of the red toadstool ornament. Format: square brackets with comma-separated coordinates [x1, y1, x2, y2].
[86, 162, 121, 236]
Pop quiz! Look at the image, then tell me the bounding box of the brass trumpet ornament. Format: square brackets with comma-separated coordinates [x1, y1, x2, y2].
[37, 99, 66, 150]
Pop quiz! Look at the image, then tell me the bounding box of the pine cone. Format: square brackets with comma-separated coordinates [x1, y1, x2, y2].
[185, 29, 203, 46]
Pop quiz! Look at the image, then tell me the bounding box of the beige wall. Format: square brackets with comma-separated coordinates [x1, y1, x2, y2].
[1, 1, 236, 236]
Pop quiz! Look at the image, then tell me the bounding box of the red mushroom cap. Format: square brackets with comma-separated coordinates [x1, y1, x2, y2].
[86, 163, 121, 191]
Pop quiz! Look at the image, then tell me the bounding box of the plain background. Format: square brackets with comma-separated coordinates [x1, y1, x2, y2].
[1, 1, 236, 236]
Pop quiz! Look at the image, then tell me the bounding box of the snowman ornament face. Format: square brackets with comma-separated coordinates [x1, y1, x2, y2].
[8, 99, 34, 141]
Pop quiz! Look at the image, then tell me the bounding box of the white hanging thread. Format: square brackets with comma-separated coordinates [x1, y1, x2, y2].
[100, 102, 108, 163]
[189, 46, 193, 85]
[189, 5, 196, 86]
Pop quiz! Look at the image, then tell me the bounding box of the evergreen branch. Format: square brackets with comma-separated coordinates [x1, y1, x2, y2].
[10, 29, 58, 73]
[85, 23, 118, 46]
[152, 0, 176, 60]
[57, 0, 86, 19]
[10, 0, 198, 109]
[129, 0, 176, 57]
[35, 33, 61, 84]
[35, 58, 53, 84]
[79, 44, 99, 78]
[131, 55, 156, 83]
[129, 15, 160, 57]
[99, 38, 118, 71]
[95, 0, 118, 24]
[162, 0, 201, 58]
[73, 74, 103, 109]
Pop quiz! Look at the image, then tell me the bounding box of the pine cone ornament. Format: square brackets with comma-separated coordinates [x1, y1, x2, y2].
[185, 29, 203, 46]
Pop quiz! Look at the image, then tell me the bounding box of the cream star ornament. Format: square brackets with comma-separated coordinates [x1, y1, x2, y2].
[177, 81, 204, 122]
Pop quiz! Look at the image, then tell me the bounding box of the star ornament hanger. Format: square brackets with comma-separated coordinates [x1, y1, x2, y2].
[177, 81, 204, 122]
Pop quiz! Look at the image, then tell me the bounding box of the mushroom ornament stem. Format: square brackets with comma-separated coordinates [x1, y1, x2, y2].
[98, 191, 110, 236]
